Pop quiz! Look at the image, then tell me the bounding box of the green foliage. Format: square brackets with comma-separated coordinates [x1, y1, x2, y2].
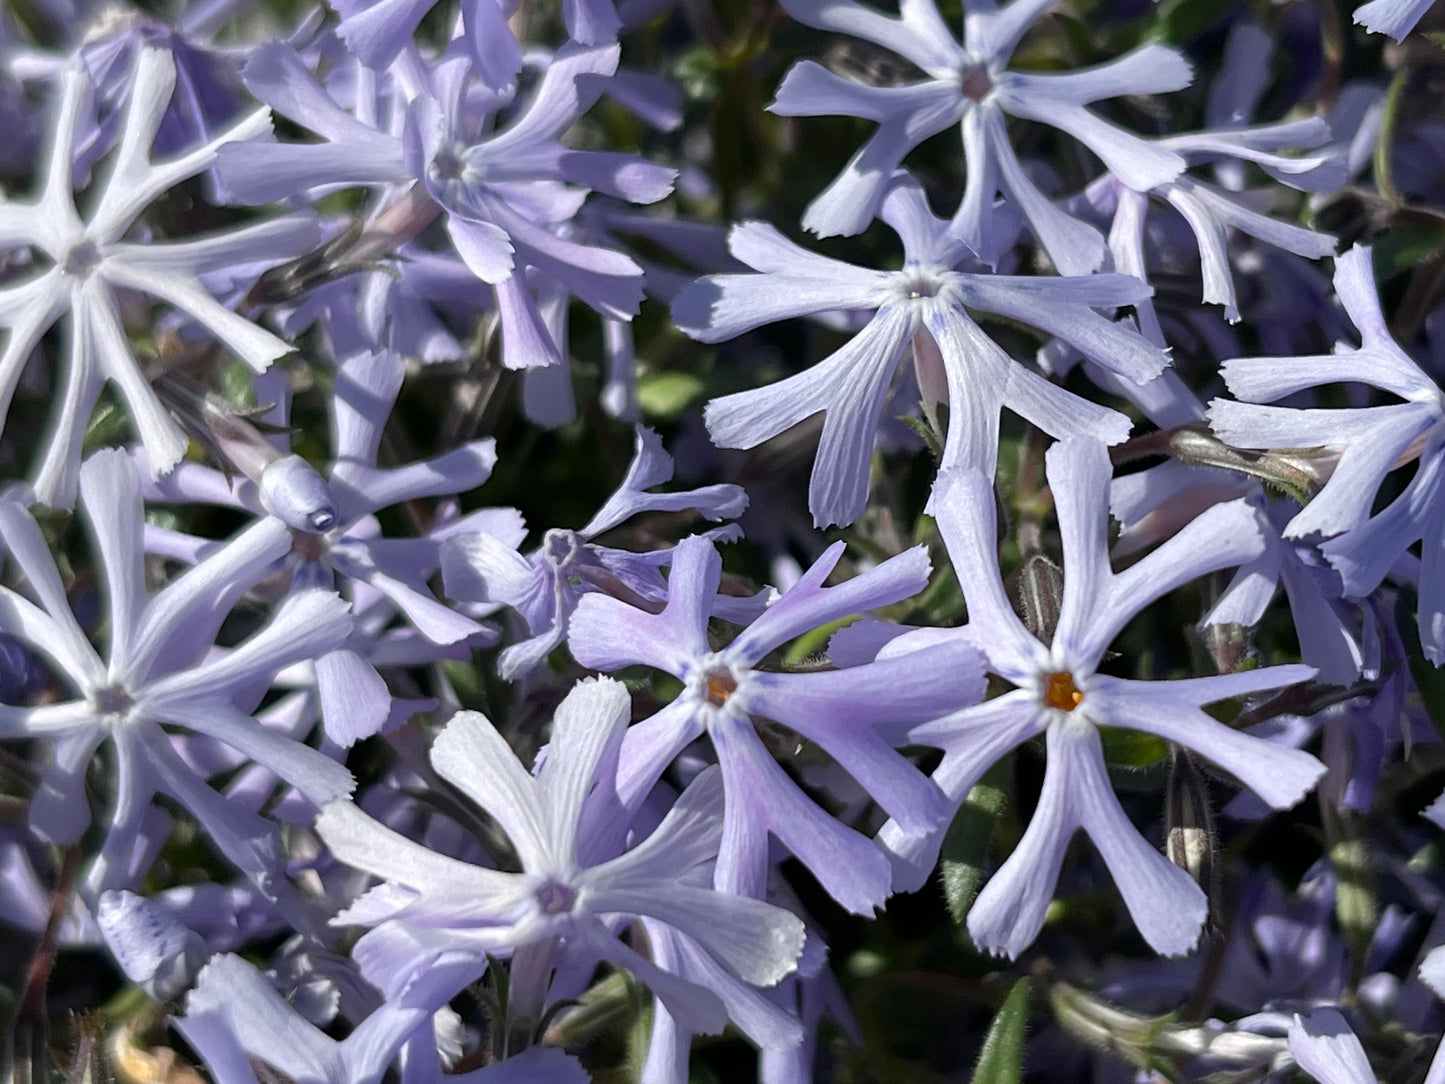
[940, 766, 1008, 926]
[970, 978, 1030, 1084]
[637, 371, 707, 419]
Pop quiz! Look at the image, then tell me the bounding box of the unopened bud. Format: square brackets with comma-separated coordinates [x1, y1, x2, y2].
[199, 396, 283, 481]
[97, 890, 208, 1002]
[1166, 748, 1220, 938]
[259, 454, 337, 533]
[1204, 621, 1254, 675]
[1018, 553, 1064, 642]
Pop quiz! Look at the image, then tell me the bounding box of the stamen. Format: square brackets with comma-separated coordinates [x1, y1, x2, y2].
[1043, 671, 1083, 711]
[704, 668, 737, 706]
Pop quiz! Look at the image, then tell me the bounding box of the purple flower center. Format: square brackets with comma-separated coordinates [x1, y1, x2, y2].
[902, 273, 942, 300]
[959, 60, 992, 102]
[92, 683, 134, 716]
[292, 532, 327, 562]
[431, 147, 466, 183]
[542, 529, 585, 573]
[61, 240, 101, 278]
[1043, 671, 1083, 712]
[534, 878, 577, 916]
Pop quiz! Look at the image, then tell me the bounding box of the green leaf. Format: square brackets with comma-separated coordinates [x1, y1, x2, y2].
[939, 765, 1006, 924]
[1098, 726, 1169, 768]
[970, 978, 1030, 1084]
[1325, 807, 1376, 961]
[1373, 221, 1445, 283]
[899, 412, 944, 460]
[440, 658, 487, 712]
[782, 614, 856, 666]
[637, 371, 705, 419]
[81, 398, 129, 452]
[220, 357, 260, 407]
[1151, 0, 1236, 43]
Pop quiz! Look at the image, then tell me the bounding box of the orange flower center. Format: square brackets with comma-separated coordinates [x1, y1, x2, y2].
[1043, 671, 1083, 712]
[704, 669, 737, 706]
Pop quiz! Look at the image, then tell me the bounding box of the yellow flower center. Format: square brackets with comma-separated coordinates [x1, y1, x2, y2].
[1043, 671, 1083, 712]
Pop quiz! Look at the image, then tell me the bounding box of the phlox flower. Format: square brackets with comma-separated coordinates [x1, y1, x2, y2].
[674, 173, 1167, 526]
[442, 424, 749, 680]
[568, 534, 985, 914]
[0, 46, 316, 506]
[1111, 463, 1366, 687]
[1073, 21, 1338, 329]
[1286, 961, 1445, 1084]
[326, 0, 523, 77]
[316, 677, 808, 1038]
[771, 0, 1191, 271]
[326, 0, 618, 75]
[1208, 245, 1445, 662]
[873, 438, 1324, 957]
[1287, 1009, 1378, 1084]
[0, 450, 354, 897]
[176, 952, 561, 1084]
[1354, 0, 1436, 40]
[143, 350, 502, 743]
[216, 41, 671, 372]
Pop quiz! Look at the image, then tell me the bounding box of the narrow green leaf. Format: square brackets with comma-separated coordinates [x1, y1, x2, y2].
[1373, 221, 1445, 283]
[1152, 0, 1236, 43]
[899, 411, 944, 460]
[220, 357, 259, 407]
[1098, 726, 1169, 768]
[940, 765, 1006, 924]
[970, 978, 1030, 1084]
[637, 371, 705, 419]
[81, 398, 128, 451]
[1325, 806, 1376, 966]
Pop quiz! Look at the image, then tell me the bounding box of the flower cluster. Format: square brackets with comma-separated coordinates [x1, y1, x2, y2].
[2, 0, 1444, 1081]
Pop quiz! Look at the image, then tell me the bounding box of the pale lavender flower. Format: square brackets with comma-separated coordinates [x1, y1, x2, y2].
[1355, 0, 1436, 40]
[1208, 245, 1445, 662]
[0, 450, 354, 896]
[327, 0, 520, 78]
[1111, 466, 1365, 686]
[96, 888, 208, 1001]
[176, 952, 498, 1084]
[568, 535, 985, 914]
[216, 42, 670, 372]
[674, 174, 1166, 526]
[316, 677, 807, 1037]
[143, 350, 502, 742]
[327, 0, 618, 76]
[872, 439, 1324, 957]
[0, 46, 316, 506]
[771, 0, 1191, 271]
[638, 915, 810, 1083]
[1287, 1009, 1376, 1084]
[442, 424, 749, 679]
[1074, 122, 1338, 327]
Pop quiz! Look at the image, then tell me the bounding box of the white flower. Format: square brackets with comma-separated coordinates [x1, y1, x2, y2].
[0, 46, 315, 506]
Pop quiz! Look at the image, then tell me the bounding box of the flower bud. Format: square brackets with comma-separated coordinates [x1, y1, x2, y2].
[1166, 748, 1220, 938]
[97, 890, 208, 1002]
[1018, 553, 1063, 643]
[259, 454, 338, 533]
